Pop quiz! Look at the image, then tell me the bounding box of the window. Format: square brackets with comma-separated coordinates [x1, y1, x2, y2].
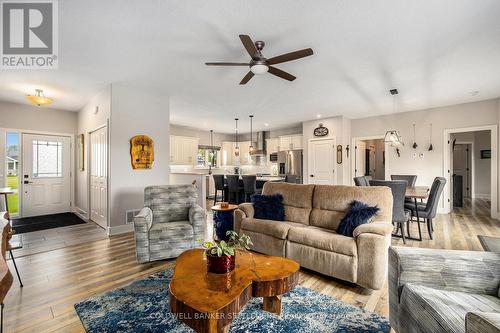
[196, 148, 218, 168]
[5, 132, 19, 214]
[32, 140, 63, 177]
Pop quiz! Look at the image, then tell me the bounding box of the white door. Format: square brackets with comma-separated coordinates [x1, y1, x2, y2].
[308, 139, 335, 184]
[22, 134, 71, 217]
[355, 141, 366, 176]
[90, 126, 108, 228]
[453, 144, 471, 198]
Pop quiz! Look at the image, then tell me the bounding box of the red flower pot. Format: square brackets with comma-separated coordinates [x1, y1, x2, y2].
[206, 252, 236, 274]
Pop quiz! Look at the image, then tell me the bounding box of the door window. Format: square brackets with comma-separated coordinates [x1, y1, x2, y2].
[32, 140, 63, 178]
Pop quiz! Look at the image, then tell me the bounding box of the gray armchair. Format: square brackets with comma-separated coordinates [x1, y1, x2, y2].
[133, 185, 206, 263]
[389, 246, 500, 333]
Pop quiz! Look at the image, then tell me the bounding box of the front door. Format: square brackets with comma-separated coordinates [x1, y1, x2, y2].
[22, 134, 71, 217]
[308, 139, 335, 184]
[355, 141, 366, 176]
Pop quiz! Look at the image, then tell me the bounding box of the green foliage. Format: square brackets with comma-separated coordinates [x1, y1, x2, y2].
[198, 231, 253, 257]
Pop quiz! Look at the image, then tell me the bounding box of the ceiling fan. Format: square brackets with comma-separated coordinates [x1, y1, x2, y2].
[205, 35, 313, 85]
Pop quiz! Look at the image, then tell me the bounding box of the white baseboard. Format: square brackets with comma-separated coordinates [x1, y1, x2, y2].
[107, 223, 134, 236]
[472, 194, 491, 199]
[73, 206, 88, 220]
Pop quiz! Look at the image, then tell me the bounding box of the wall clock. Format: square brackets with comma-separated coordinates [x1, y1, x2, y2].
[313, 123, 329, 137]
[130, 135, 154, 169]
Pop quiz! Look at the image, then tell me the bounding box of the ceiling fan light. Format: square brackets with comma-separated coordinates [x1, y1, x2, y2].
[250, 64, 269, 75]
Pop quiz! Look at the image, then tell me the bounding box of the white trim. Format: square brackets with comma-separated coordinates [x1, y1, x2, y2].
[452, 141, 474, 201]
[473, 194, 491, 199]
[107, 223, 133, 236]
[351, 135, 389, 184]
[443, 124, 498, 218]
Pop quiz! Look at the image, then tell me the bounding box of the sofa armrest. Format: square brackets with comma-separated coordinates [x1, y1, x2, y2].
[189, 204, 207, 240]
[353, 221, 393, 238]
[466, 312, 500, 333]
[133, 207, 153, 263]
[234, 203, 254, 234]
[388, 246, 500, 332]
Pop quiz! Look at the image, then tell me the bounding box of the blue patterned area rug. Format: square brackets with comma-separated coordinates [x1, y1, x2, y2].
[74, 268, 390, 333]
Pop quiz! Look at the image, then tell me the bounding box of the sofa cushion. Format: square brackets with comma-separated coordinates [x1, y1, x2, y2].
[310, 185, 392, 230]
[400, 283, 500, 333]
[241, 218, 305, 240]
[336, 200, 379, 237]
[288, 226, 357, 256]
[262, 182, 315, 225]
[251, 194, 285, 221]
[149, 221, 193, 241]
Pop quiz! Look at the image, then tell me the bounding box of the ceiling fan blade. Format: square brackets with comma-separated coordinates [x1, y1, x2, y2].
[205, 62, 249, 66]
[239, 35, 259, 60]
[268, 66, 296, 81]
[267, 48, 314, 65]
[239, 71, 254, 85]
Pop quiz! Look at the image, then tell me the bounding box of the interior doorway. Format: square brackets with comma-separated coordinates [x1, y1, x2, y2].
[89, 126, 108, 229]
[353, 138, 385, 180]
[446, 127, 496, 217]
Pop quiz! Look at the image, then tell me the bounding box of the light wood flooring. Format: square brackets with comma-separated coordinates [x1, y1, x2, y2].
[4, 198, 500, 332]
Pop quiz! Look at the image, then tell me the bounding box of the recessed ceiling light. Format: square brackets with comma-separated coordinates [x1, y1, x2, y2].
[316, 114, 321, 118]
[264, 123, 269, 127]
[470, 90, 479, 96]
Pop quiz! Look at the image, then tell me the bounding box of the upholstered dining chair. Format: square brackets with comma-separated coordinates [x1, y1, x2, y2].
[133, 184, 206, 263]
[405, 177, 446, 240]
[353, 176, 370, 186]
[242, 175, 261, 202]
[227, 175, 243, 204]
[370, 180, 411, 244]
[391, 174, 417, 186]
[212, 174, 226, 205]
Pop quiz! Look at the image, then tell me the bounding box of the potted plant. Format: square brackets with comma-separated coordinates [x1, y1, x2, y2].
[199, 231, 253, 274]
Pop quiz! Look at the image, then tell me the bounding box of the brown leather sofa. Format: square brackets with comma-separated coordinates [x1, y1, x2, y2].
[234, 182, 393, 290]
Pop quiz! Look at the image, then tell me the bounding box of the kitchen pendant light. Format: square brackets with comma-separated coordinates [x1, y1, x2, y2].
[26, 89, 53, 107]
[249, 115, 254, 155]
[384, 89, 404, 149]
[234, 118, 240, 157]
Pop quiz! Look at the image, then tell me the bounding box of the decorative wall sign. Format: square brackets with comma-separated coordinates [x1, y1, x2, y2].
[481, 150, 491, 159]
[130, 135, 154, 169]
[336, 145, 342, 164]
[313, 123, 329, 137]
[77, 134, 85, 171]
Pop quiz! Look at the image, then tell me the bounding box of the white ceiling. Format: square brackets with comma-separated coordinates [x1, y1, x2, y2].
[1, 0, 500, 133]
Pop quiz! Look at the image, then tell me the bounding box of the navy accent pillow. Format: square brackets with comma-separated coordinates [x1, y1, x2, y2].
[336, 200, 379, 237]
[251, 194, 285, 221]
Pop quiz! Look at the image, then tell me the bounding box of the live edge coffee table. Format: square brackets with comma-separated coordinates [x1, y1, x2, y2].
[170, 249, 300, 333]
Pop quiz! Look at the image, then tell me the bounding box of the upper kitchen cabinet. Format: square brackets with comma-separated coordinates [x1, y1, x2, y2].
[221, 141, 251, 166]
[279, 134, 303, 150]
[239, 141, 252, 165]
[266, 138, 280, 154]
[170, 135, 199, 165]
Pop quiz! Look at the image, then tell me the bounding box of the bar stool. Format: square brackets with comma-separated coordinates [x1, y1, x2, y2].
[212, 174, 226, 205]
[226, 175, 243, 204]
[242, 175, 261, 202]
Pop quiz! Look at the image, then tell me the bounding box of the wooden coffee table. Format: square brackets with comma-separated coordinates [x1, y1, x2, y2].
[170, 249, 300, 333]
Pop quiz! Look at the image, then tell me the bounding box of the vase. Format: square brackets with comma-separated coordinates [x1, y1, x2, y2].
[206, 252, 236, 274]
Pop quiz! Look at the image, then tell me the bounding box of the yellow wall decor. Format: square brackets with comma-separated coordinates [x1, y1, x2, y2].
[130, 135, 154, 169]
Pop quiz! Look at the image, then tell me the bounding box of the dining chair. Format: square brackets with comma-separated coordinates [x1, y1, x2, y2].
[284, 175, 297, 183]
[391, 175, 417, 186]
[405, 177, 446, 240]
[242, 175, 261, 202]
[353, 176, 369, 186]
[370, 180, 411, 244]
[226, 175, 243, 204]
[212, 174, 226, 206]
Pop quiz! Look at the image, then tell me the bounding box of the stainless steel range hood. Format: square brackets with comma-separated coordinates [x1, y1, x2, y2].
[250, 131, 267, 156]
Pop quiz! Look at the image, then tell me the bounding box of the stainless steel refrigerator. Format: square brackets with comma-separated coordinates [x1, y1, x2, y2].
[277, 150, 303, 184]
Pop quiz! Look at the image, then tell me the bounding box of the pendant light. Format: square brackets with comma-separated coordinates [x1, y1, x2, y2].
[384, 89, 404, 148]
[26, 89, 53, 107]
[234, 118, 240, 157]
[249, 115, 254, 155]
[208, 129, 214, 174]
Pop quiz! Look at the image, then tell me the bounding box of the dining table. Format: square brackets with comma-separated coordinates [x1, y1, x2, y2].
[405, 186, 430, 241]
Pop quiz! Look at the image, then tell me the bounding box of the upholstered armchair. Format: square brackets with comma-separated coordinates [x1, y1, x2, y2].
[133, 185, 206, 263]
[389, 246, 500, 333]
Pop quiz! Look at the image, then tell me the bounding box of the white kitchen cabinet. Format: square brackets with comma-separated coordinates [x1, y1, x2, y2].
[266, 138, 280, 154]
[221, 142, 235, 166]
[290, 135, 303, 149]
[239, 141, 251, 165]
[170, 135, 199, 165]
[279, 136, 292, 150]
[279, 135, 303, 150]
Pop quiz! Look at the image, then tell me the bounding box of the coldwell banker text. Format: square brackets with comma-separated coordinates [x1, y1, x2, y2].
[1, 0, 58, 69]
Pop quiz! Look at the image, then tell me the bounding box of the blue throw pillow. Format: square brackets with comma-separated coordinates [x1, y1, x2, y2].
[251, 194, 285, 221]
[336, 200, 379, 237]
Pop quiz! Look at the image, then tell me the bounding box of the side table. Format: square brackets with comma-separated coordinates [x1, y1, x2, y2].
[211, 204, 238, 241]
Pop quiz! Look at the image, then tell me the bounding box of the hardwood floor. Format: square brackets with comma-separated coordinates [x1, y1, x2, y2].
[4, 198, 500, 332]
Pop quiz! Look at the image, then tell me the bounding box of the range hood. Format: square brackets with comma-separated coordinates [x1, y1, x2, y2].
[250, 131, 267, 156]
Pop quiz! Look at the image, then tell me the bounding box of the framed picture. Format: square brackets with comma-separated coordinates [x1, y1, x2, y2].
[481, 149, 491, 159]
[78, 134, 85, 171]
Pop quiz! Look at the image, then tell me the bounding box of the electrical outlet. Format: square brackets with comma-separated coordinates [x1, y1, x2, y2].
[412, 152, 417, 158]
[126, 209, 141, 224]
[419, 152, 425, 158]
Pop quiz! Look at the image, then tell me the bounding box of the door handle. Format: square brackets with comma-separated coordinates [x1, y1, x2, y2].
[310, 175, 314, 177]
[23, 180, 33, 184]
